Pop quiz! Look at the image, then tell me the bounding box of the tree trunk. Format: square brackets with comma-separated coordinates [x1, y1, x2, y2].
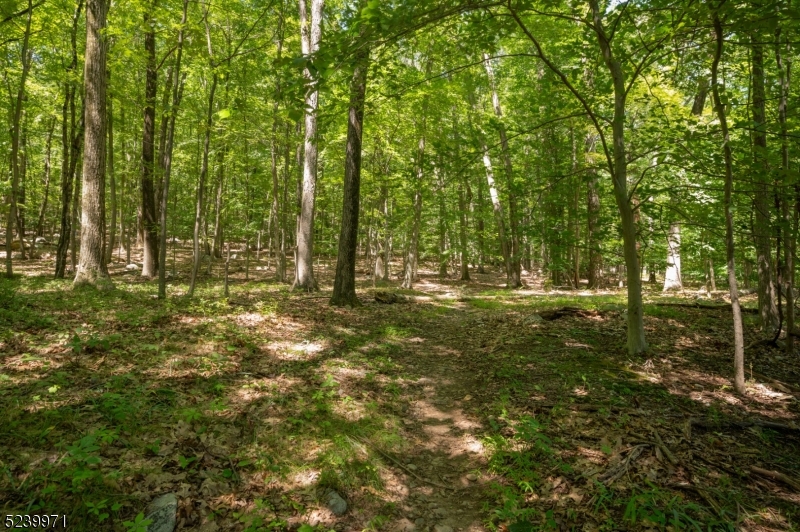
[586, 135, 601, 289]
[663, 222, 682, 291]
[590, 0, 647, 355]
[140, 4, 159, 278]
[70, 166, 81, 275]
[436, 167, 448, 277]
[775, 22, 793, 353]
[105, 73, 116, 263]
[5, 0, 34, 276]
[271, 10, 286, 282]
[481, 143, 512, 283]
[293, 0, 323, 292]
[711, 10, 746, 394]
[74, 0, 111, 288]
[212, 148, 225, 259]
[331, 42, 369, 307]
[483, 53, 521, 287]
[458, 174, 470, 281]
[188, 74, 218, 297]
[476, 172, 486, 273]
[36, 119, 56, 237]
[157, 0, 187, 299]
[751, 37, 779, 331]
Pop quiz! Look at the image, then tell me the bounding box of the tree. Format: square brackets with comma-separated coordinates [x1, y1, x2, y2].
[74, 0, 112, 289]
[293, 0, 324, 292]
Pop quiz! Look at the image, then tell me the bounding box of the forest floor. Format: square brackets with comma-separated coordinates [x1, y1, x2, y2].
[2, 249, 800, 532]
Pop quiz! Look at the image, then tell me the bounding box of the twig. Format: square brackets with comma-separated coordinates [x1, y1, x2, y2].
[651, 427, 678, 466]
[349, 436, 455, 491]
[750, 466, 800, 491]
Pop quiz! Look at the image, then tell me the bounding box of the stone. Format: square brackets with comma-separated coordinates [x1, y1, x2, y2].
[125, 263, 140, 271]
[325, 490, 347, 516]
[406, 463, 418, 471]
[434, 525, 453, 532]
[466, 473, 478, 482]
[145, 493, 178, 532]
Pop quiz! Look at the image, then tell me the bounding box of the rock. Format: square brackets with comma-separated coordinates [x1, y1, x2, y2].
[434, 525, 453, 532]
[35, 237, 48, 245]
[325, 490, 347, 516]
[145, 493, 178, 532]
[526, 314, 544, 324]
[406, 463, 418, 471]
[125, 263, 140, 271]
[466, 473, 478, 482]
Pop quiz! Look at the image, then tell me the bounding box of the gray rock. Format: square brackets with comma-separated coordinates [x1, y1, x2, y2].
[434, 525, 453, 532]
[466, 473, 478, 481]
[406, 463, 418, 471]
[326, 490, 347, 516]
[145, 493, 178, 532]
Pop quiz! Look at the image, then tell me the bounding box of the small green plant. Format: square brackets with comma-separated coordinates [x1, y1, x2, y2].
[123, 512, 153, 532]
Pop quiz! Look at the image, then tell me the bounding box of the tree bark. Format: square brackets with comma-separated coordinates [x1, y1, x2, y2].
[105, 72, 116, 262]
[157, 0, 187, 299]
[271, 9, 287, 282]
[711, 9, 746, 395]
[775, 22, 793, 353]
[293, 0, 323, 292]
[331, 43, 369, 307]
[483, 53, 521, 287]
[751, 36, 779, 331]
[74, 0, 111, 288]
[586, 136, 601, 288]
[188, 74, 218, 297]
[663, 222, 682, 291]
[36, 119, 56, 237]
[590, 0, 647, 355]
[140, 3, 159, 278]
[5, 0, 33, 276]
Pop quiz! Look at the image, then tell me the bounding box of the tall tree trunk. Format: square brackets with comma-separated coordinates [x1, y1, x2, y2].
[158, 0, 187, 299]
[293, 0, 323, 291]
[483, 53, 521, 287]
[70, 165, 80, 274]
[140, 4, 159, 278]
[271, 8, 287, 282]
[75, 0, 111, 288]
[585, 144, 601, 288]
[663, 222, 682, 291]
[775, 23, 793, 352]
[188, 74, 218, 297]
[436, 167, 448, 277]
[331, 42, 369, 307]
[381, 184, 390, 280]
[752, 36, 779, 331]
[458, 174, 470, 281]
[402, 137, 424, 290]
[36, 119, 56, 237]
[711, 10, 746, 395]
[212, 148, 225, 258]
[476, 172, 486, 273]
[5, 0, 33, 276]
[481, 142, 512, 281]
[105, 72, 116, 262]
[590, 0, 647, 355]
[55, 72, 83, 278]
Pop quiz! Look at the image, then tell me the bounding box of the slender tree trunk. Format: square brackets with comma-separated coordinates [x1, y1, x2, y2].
[590, 0, 647, 355]
[270, 10, 287, 282]
[402, 140, 424, 290]
[752, 36, 779, 331]
[776, 23, 793, 352]
[436, 167, 448, 277]
[483, 53, 521, 287]
[5, 0, 34, 276]
[481, 142, 512, 281]
[55, 73, 83, 278]
[212, 148, 225, 258]
[663, 222, 682, 291]
[36, 119, 56, 237]
[140, 4, 159, 278]
[157, 0, 187, 299]
[711, 10, 746, 394]
[70, 166, 80, 274]
[105, 72, 116, 263]
[293, 0, 324, 291]
[476, 172, 486, 273]
[586, 142, 601, 288]
[188, 74, 218, 297]
[331, 42, 369, 307]
[458, 175, 470, 281]
[75, 0, 111, 288]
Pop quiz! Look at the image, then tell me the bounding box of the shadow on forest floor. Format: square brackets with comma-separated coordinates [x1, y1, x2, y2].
[1, 251, 799, 531]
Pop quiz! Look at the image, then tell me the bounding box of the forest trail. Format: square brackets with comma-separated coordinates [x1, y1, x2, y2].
[2, 262, 800, 531]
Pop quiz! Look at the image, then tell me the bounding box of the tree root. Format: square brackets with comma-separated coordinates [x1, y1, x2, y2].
[750, 466, 800, 491]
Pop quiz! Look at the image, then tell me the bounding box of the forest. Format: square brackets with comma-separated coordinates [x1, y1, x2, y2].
[2, 0, 800, 530]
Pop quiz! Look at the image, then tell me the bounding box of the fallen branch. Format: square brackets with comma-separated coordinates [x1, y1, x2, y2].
[651, 428, 678, 466]
[349, 436, 456, 492]
[750, 466, 800, 491]
[690, 418, 800, 434]
[599, 444, 647, 485]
